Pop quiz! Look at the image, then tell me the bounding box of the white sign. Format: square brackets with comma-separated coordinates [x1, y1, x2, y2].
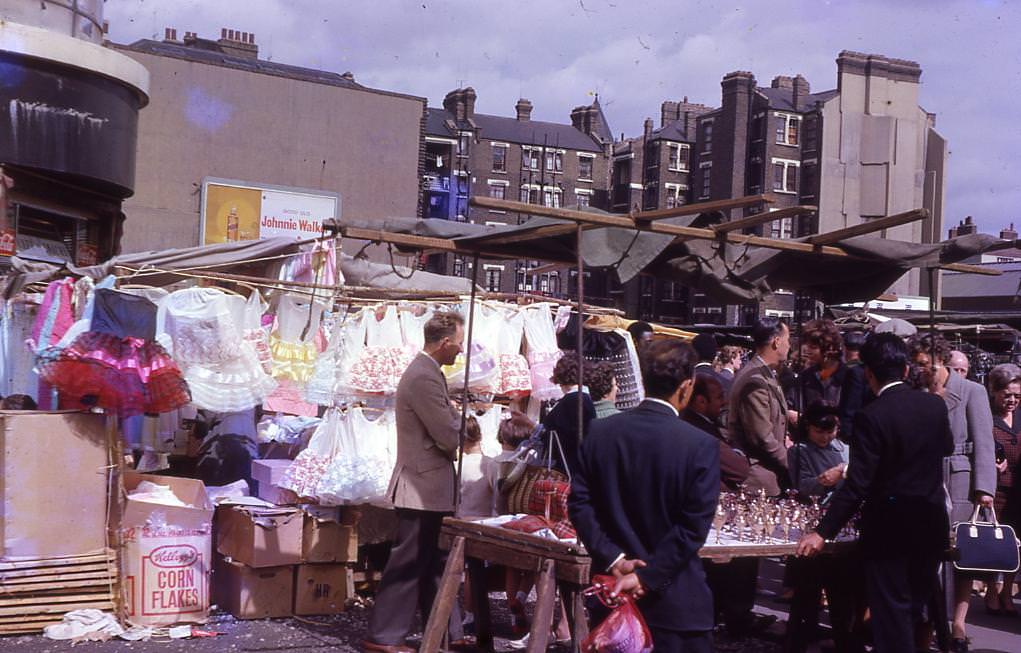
[259, 189, 338, 240]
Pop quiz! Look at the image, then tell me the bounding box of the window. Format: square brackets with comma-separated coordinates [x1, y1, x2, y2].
[575, 191, 591, 208]
[545, 150, 563, 173]
[772, 158, 799, 193]
[668, 143, 690, 171]
[770, 214, 794, 239]
[457, 132, 471, 156]
[700, 164, 711, 199]
[578, 155, 594, 180]
[702, 121, 713, 153]
[485, 267, 502, 292]
[521, 147, 540, 170]
[492, 145, 507, 172]
[775, 113, 801, 146]
[665, 184, 687, 209]
[543, 187, 562, 208]
[519, 186, 539, 204]
[452, 256, 466, 277]
[488, 183, 505, 200]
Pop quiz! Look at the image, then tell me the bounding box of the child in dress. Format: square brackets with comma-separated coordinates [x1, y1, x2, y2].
[485, 411, 541, 638]
[456, 416, 495, 519]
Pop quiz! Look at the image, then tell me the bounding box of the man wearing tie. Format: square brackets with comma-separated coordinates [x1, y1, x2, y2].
[797, 333, 953, 653]
[569, 339, 720, 652]
[364, 312, 465, 653]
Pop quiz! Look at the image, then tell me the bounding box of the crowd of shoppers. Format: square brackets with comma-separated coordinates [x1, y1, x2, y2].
[362, 309, 1017, 653]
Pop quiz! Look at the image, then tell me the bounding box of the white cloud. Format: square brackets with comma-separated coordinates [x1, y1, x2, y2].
[103, 0, 1021, 235]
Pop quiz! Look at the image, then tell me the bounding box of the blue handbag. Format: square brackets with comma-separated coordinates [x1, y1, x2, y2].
[952, 505, 1020, 574]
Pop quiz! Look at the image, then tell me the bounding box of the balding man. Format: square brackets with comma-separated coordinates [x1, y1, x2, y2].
[948, 350, 969, 379]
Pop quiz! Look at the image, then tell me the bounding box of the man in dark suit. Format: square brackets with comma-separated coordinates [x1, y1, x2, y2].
[797, 333, 954, 653]
[364, 312, 465, 653]
[682, 373, 750, 491]
[569, 339, 720, 652]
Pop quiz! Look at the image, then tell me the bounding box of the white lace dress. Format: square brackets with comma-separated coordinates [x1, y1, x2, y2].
[315, 407, 396, 506]
[347, 305, 408, 394]
[305, 307, 369, 405]
[158, 288, 276, 412]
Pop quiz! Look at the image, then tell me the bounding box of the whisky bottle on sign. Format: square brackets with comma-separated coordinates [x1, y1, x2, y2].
[226, 206, 240, 242]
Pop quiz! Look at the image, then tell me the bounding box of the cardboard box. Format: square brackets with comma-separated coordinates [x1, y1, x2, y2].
[0, 411, 114, 558]
[214, 557, 293, 619]
[294, 563, 352, 615]
[216, 505, 302, 568]
[251, 459, 299, 505]
[121, 472, 214, 627]
[302, 506, 358, 563]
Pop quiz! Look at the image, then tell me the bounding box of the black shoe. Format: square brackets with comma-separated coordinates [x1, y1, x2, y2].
[950, 637, 968, 653]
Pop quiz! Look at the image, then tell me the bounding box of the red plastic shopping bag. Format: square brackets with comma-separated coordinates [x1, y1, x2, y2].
[581, 575, 654, 653]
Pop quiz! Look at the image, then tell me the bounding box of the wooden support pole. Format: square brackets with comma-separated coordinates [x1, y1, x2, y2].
[628, 194, 773, 222]
[806, 208, 929, 245]
[526, 559, 557, 653]
[420, 536, 465, 653]
[338, 210, 1001, 277]
[467, 558, 493, 652]
[711, 205, 818, 234]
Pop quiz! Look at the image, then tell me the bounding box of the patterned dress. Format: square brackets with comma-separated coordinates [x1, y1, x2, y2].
[992, 410, 1021, 528]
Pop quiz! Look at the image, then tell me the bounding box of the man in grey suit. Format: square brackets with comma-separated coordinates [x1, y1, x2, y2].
[365, 311, 465, 653]
[727, 317, 791, 497]
[722, 317, 790, 636]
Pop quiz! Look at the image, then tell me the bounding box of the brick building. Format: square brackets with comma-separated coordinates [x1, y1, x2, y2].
[616, 51, 948, 325]
[423, 88, 612, 295]
[114, 29, 425, 253]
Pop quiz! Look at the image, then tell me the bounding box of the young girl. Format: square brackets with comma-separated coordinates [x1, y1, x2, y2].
[456, 416, 495, 519]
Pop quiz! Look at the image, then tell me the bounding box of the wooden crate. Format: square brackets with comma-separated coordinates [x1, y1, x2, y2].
[0, 549, 119, 635]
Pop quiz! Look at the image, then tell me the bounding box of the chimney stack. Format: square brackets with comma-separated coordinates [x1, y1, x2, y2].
[771, 75, 794, 90]
[661, 101, 680, 127]
[643, 118, 654, 138]
[1000, 223, 1018, 241]
[792, 74, 810, 111]
[217, 27, 259, 59]
[442, 88, 476, 122]
[957, 216, 978, 236]
[515, 98, 533, 122]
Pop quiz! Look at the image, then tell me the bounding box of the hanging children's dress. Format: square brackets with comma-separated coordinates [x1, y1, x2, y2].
[159, 287, 276, 413]
[278, 407, 343, 499]
[522, 304, 564, 401]
[347, 305, 407, 394]
[37, 289, 190, 417]
[493, 306, 531, 397]
[315, 407, 397, 505]
[306, 307, 370, 405]
[268, 294, 324, 385]
[262, 294, 325, 416]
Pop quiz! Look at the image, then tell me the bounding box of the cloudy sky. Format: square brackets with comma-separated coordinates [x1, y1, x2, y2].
[105, 0, 1019, 236]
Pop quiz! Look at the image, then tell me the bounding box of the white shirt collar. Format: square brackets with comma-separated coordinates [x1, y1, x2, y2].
[877, 381, 904, 397]
[562, 385, 590, 395]
[420, 351, 443, 371]
[644, 397, 679, 417]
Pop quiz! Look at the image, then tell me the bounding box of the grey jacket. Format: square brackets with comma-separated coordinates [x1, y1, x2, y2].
[943, 371, 996, 523]
[386, 353, 462, 512]
[727, 356, 789, 496]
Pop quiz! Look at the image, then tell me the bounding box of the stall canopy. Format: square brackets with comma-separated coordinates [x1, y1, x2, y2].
[2, 236, 473, 297]
[332, 199, 1010, 305]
